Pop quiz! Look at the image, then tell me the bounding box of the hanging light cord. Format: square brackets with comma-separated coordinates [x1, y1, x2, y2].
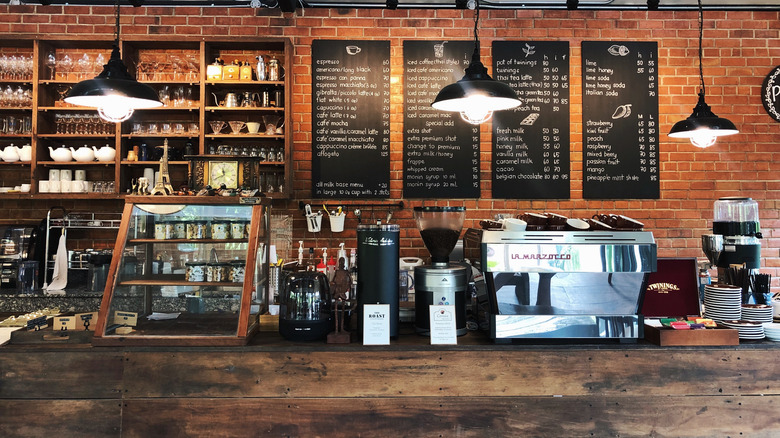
[470, 0, 480, 66]
[698, 0, 705, 96]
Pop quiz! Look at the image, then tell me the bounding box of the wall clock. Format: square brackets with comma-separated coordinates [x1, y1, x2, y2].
[208, 161, 239, 188]
[761, 65, 780, 123]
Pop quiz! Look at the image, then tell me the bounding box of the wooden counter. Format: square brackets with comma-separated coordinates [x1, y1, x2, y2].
[1, 329, 779, 437]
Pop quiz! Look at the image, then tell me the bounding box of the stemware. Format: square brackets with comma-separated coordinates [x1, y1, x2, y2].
[59, 54, 73, 80]
[94, 53, 105, 76]
[55, 84, 71, 107]
[45, 52, 57, 80]
[77, 53, 91, 80]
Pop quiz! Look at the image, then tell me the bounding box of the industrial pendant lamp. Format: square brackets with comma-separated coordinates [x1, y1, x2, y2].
[668, 0, 738, 148]
[431, 0, 521, 125]
[65, 0, 162, 122]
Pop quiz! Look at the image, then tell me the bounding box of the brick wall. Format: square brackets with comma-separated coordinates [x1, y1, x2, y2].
[1, 5, 778, 286]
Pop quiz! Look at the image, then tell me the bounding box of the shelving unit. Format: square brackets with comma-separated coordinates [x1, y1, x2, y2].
[0, 36, 291, 199]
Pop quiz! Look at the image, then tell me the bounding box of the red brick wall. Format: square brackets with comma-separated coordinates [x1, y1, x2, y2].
[1, 5, 778, 286]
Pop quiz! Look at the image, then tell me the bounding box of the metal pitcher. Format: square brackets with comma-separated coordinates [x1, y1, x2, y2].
[212, 92, 240, 108]
[241, 91, 260, 107]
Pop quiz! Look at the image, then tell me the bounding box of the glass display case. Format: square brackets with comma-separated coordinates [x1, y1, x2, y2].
[92, 196, 270, 346]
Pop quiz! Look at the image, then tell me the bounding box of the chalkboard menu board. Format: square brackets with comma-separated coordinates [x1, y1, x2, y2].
[403, 40, 480, 198]
[492, 41, 570, 199]
[582, 41, 660, 199]
[312, 40, 391, 198]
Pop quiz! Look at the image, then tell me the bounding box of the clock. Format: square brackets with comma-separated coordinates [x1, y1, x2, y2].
[208, 161, 239, 188]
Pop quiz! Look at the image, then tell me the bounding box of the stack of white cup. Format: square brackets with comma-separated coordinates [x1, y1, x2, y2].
[39, 169, 88, 193]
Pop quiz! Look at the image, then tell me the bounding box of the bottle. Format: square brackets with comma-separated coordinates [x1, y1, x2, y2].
[297, 240, 304, 267]
[337, 243, 348, 270]
[698, 262, 711, 307]
[349, 248, 358, 301]
[255, 55, 266, 81]
[326, 255, 336, 282]
[316, 248, 327, 276]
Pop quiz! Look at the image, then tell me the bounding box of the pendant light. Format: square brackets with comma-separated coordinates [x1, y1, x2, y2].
[668, 0, 738, 148]
[431, 0, 521, 125]
[65, 0, 162, 122]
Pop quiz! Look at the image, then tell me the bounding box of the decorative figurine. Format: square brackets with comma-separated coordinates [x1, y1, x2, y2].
[149, 139, 174, 195]
[327, 256, 355, 344]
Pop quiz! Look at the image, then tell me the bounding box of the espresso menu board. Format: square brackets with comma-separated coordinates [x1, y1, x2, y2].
[492, 41, 570, 199]
[582, 41, 660, 199]
[403, 40, 480, 198]
[312, 40, 391, 198]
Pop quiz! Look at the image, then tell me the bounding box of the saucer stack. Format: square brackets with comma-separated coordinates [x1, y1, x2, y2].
[762, 323, 780, 342]
[703, 285, 743, 321]
[741, 304, 774, 324]
[720, 320, 764, 340]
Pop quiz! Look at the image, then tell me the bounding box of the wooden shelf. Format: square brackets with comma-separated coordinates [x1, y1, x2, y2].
[205, 134, 284, 139]
[121, 160, 189, 165]
[119, 279, 244, 287]
[0, 161, 31, 165]
[122, 134, 199, 139]
[206, 80, 283, 86]
[0, 134, 32, 138]
[37, 160, 115, 166]
[37, 134, 115, 139]
[128, 238, 248, 244]
[0, 106, 32, 110]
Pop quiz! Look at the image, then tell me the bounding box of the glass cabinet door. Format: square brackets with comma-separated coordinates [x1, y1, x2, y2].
[94, 199, 269, 345]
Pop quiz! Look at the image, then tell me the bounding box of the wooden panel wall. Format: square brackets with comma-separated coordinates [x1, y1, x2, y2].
[1, 344, 779, 437]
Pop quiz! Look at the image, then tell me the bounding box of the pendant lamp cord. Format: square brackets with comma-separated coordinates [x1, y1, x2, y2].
[114, 0, 121, 46]
[698, 0, 705, 96]
[471, 0, 480, 66]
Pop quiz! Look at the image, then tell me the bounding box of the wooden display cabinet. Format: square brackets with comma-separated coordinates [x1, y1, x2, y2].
[92, 196, 271, 346]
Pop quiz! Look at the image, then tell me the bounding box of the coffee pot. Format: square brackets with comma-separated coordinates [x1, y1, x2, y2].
[267, 58, 283, 81]
[241, 91, 260, 107]
[211, 92, 240, 108]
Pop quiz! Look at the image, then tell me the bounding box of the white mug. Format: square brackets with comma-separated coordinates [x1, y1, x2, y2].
[70, 180, 85, 193]
[60, 169, 72, 181]
[74, 169, 86, 181]
[247, 122, 261, 134]
[39, 180, 50, 193]
[49, 180, 61, 193]
[20, 184, 30, 193]
[502, 218, 528, 232]
[60, 180, 71, 193]
[49, 169, 60, 181]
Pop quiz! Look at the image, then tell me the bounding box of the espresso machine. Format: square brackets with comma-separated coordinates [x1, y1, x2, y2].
[414, 207, 468, 336]
[702, 197, 761, 274]
[466, 228, 656, 340]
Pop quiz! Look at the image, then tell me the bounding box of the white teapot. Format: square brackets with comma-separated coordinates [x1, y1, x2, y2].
[17, 144, 32, 162]
[70, 145, 95, 162]
[1, 144, 20, 162]
[49, 145, 72, 162]
[93, 144, 116, 162]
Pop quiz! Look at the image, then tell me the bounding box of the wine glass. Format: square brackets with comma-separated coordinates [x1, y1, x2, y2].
[94, 53, 105, 76]
[77, 53, 91, 80]
[45, 51, 57, 80]
[59, 54, 72, 80]
[55, 84, 71, 107]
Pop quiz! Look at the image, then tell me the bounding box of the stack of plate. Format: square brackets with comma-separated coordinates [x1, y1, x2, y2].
[741, 304, 774, 323]
[720, 320, 764, 340]
[703, 285, 743, 321]
[763, 323, 780, 342]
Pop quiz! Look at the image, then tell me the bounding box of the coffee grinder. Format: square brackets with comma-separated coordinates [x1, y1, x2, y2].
[702, 197, 762, 275]
[413, 206, 468, 336]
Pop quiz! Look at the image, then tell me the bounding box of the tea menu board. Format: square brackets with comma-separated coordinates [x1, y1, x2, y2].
[492, 41, 570, 199]
[403, 40, 480, 199]
[311, 40, 391, 198]
[581, 41, 660, 199]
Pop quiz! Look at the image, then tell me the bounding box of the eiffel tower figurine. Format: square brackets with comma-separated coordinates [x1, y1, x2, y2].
[150, 139, 174, 196]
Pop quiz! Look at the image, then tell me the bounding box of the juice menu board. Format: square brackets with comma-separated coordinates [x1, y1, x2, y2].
[403, 40, 480, 199]
[492, 41, 570, 199]
[312, 40, 391, 198]
[581, 41, 660, 199]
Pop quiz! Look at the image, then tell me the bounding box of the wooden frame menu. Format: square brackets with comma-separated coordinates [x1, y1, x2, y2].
[312, 40, 391, 198]
[403, 40, 480, 199]
[492, 41, 571, 199]
[581, 41, 660, 199]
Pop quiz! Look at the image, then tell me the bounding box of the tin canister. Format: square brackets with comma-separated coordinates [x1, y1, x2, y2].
[185, 261, 206, 282]
[229, 259, 246, 283]
[207, 262, 229, 282]
[231, 221, 248, 239]
[187, 221, 208, 239]
[211, 221, 230, 240]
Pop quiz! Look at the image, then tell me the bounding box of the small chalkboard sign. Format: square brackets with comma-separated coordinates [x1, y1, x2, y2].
[761, 65, 780, 123]
[403, 40, 480, 199]
[492, 41, 570, 199]
[582, 41, 660, 199]
[312, 40, 391, 198]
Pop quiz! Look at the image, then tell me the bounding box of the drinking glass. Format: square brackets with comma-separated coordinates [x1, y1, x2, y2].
[45, 51, 57, 80]
[59, 54, 72, 80]
[94, 53, 105, 76]
[147, 122, 158, 134]
[187, 122, 198, 134]
[158, 85, 170, 107]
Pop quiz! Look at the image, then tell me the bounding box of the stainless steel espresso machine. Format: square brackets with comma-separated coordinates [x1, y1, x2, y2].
[467, 229, 657, 340]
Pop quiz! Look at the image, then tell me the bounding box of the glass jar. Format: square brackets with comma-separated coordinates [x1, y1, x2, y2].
[229, 259, 246, 283]
[230, 221, 247, 239]
[211, 221, 230, 240]
[185, 261, 206, 282]
[207, 262, 229, 282]
[172, 220, 187, 239]
[187, 220, 208, 239]
[154, 221, 167, 240]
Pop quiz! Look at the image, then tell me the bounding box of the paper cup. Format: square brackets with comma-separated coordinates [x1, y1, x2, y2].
[329, 213, 346, 233]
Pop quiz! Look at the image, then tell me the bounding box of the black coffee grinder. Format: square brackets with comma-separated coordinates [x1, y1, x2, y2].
[413, 206, 468, 336]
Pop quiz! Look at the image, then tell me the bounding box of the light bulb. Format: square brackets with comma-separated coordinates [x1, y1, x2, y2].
[690, 133, 717, 148]
[460, 108, 492, 125]
[458, 95, 494, 125]
[98, 105, 134, 123]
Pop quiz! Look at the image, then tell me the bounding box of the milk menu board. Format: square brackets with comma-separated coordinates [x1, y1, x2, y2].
[403, 40, 480, 198]
[581, 41, 660, 199]
[312, 40, 391, 198]
[492, 41, 570, 199]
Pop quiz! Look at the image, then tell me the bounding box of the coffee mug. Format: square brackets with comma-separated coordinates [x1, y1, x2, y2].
[60, 169, 72, 181]
[246, 122, 261, 134]
[565, 218, 590, 231]
[49, 180, 61, 193]
[39, 180, 50, 193]
[502, 218, 527, 232]
[60, 180, 71, 193]
[49, 169, 60, 181]
[74, 169, 86, 181]
[20, 184, 30, 193]
[70, 180, 85, 193]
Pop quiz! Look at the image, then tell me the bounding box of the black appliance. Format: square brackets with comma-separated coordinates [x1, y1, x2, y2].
[279, 270, 332, 341]
[0, 224, 39, 291]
